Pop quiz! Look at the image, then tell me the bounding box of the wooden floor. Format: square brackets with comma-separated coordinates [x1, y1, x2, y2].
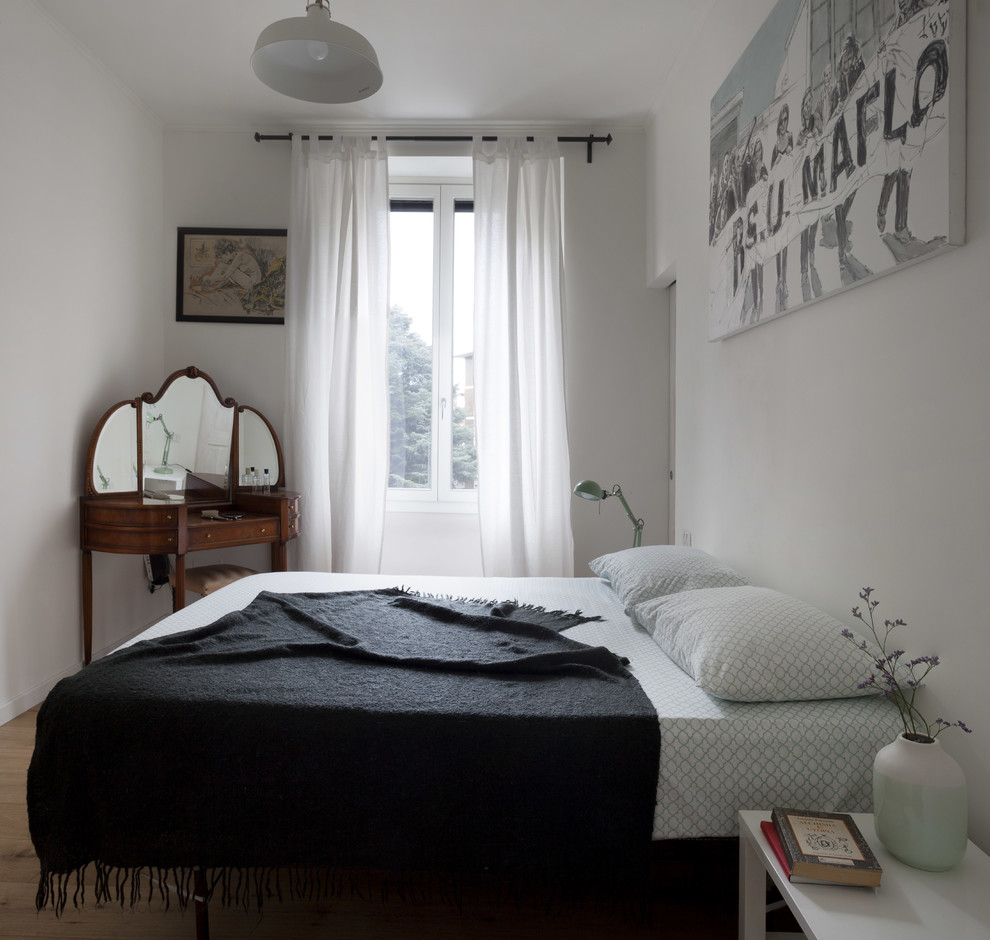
[2, 706, 745, 939]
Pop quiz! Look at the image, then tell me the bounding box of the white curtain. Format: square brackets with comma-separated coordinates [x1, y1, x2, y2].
[283, 135, 390, 573]
[472, 137, 575, 577]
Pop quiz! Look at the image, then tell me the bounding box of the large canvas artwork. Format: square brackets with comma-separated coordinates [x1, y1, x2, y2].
[709, 0, 964, 340]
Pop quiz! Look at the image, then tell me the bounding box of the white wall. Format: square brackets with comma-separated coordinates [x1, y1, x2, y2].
[0, 1, 164, 720]
[163, 131, 290, 422]
[648, 0, 990, 849]
[163, 128, 668, 580]
[564, 136, 669, 574]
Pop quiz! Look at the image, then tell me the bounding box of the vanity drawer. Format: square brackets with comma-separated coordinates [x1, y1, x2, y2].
[286, 513, 301, 538]
[188, 517, 279, 550]
[84, 503, 181, 527]
[287, 497, 301, 537]
[84, 525, 180, 553]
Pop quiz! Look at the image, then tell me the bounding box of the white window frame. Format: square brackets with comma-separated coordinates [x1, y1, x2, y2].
[387, 180, 476, 513]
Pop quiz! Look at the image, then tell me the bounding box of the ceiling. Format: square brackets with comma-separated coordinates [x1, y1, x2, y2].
[34, 0, 715, 131]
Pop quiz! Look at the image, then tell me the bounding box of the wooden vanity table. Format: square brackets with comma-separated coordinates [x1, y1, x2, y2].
[80, 367, 301, 664]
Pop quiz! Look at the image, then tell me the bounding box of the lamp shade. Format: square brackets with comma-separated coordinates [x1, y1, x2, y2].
[573, 479, 606, 501]
[251, 3, 383, 104]
[572, 479, 644, 547]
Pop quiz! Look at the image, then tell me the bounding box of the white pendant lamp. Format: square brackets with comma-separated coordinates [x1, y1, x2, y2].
[252, 0, 382, 103]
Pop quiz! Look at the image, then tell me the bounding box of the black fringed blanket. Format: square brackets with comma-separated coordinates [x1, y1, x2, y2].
[29, 589, 659, 913]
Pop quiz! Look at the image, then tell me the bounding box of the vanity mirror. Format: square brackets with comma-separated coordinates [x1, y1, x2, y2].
[140, 369, 233, 501]
[237, 405, 282, 491]
[90, 401, 138, 494]
[85, 366, 284, 501]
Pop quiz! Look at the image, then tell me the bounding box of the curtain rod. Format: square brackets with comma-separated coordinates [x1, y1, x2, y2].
[254, 132, 612, 164]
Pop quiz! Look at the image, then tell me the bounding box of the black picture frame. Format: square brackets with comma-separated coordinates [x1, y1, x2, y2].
[176, 227, 287, 324]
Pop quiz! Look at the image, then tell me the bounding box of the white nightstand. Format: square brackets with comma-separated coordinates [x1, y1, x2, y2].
[738, 810, 990, 940]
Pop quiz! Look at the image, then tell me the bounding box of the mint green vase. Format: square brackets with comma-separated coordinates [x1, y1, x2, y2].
[873, 733, 967, 871]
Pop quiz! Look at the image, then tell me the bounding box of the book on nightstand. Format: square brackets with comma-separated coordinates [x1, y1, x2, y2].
[767, 808, 883, 887]
[760, 822, 858, 886]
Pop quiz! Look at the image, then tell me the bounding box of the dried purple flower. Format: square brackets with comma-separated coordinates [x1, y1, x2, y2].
[934, 718, 972, 733]
[844, 588, 971, 741]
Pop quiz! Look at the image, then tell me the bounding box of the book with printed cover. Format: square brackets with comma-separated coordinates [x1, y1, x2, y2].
[770, 808, 883, 887]
[760, 821, 874, 887]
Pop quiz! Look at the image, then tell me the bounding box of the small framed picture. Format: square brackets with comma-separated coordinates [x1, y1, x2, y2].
[176, 227, 286, 324]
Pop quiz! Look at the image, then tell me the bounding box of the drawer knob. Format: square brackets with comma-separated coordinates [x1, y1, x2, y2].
[260, 527, 267, 534]
[166, 514, 173, 521]
[205, 533, 212, 540]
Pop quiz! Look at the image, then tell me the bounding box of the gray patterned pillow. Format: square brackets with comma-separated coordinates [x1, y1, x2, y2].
[632, 586, 877, 702]
[589, 546, 750, 611]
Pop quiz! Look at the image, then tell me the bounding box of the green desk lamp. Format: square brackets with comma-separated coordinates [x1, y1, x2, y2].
[146, 412, 175, 475]
[573, 479, 644, 548]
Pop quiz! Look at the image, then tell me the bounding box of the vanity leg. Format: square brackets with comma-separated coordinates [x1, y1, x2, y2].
[82, 550, 93, 665]
[272, 540, 288, 572]
[172, 555, 187, 612]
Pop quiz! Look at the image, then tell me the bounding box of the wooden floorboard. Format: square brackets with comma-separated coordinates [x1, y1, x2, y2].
[1, 705, 746, 938]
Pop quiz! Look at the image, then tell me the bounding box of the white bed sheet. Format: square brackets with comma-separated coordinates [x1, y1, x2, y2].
[118, 571, 902, 840]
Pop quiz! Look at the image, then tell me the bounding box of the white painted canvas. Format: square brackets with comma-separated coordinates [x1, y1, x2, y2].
[708, 0, 965, 341]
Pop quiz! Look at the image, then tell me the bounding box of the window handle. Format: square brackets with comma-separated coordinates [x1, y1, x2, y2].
[440, 396, 447, 421]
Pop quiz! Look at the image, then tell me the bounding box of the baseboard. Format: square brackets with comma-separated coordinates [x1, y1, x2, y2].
[0, 661, 82, 726]
[0, 613, 167, 727]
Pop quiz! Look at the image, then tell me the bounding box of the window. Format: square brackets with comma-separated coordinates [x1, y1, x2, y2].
[388, 182, 476, 509]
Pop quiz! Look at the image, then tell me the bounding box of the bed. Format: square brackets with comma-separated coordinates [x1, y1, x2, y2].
[28, 547, 902, 925]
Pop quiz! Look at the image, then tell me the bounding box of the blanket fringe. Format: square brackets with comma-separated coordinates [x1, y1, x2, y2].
[38, 862, 650, 924]
[387, 586, 604, 629]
